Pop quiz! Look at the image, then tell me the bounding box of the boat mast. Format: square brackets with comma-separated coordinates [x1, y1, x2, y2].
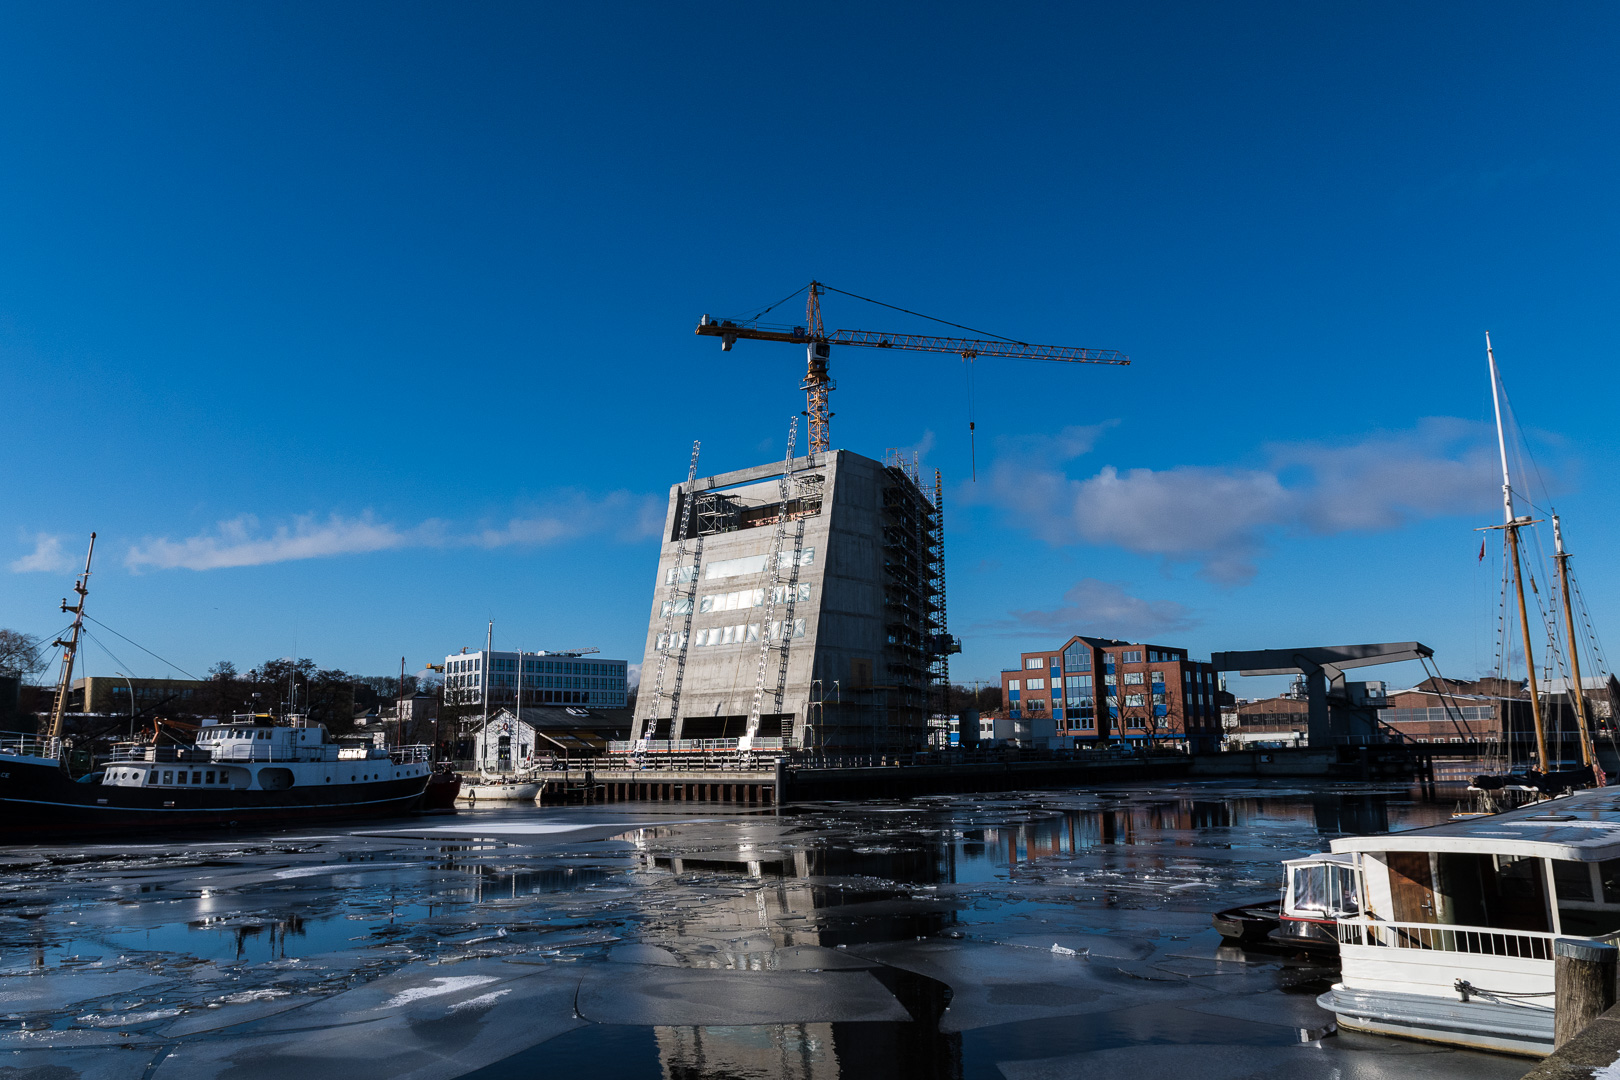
[1553, 514, 1596, 767]
[481, 620, 492, 776]
[46, 533, 97, 747]
[1489, 334, 1550, 773]
[513, 644, 522, 777]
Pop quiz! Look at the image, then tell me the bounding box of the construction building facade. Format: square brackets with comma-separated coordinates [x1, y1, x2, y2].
[635, 447, 952, 751]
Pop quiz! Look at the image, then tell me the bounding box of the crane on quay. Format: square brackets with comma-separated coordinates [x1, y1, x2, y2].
[695, 281, 1130, 469]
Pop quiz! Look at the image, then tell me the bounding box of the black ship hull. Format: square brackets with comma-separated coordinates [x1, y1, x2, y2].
[0, 755, 430, 840]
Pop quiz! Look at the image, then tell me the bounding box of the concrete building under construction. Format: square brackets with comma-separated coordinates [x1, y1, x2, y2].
[635, 446, 954, 752]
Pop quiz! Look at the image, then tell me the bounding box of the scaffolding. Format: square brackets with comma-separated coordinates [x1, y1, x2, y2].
[641, 441, 705, 741]
[747, 420, 799, 743]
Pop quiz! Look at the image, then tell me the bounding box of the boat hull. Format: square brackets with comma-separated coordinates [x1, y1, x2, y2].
[0, 754, 429, 840]
[459, 781, 540, 802]
[1318, 985, 1551, 1057]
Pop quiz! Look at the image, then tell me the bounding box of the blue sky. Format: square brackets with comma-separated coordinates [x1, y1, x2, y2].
[3, 3, 1617, 698]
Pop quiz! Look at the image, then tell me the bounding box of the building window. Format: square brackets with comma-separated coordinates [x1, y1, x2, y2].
[1122, 650, 1143, 664]
[1027, 678, 1045, 691]
[1125, 694, 1145, 707]
[659, 598, 694, 617]
[1026, 658, 1044, 670]
[1008, 679, 1020, 691]
[703, 549, 815, 581]
[1063, 645, 1091, 672]
[1123, 672, 1144, 685]
[664, 565, 699, 585]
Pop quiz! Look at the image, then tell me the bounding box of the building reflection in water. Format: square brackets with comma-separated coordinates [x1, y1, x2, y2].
[620, 787, 1445, 1079]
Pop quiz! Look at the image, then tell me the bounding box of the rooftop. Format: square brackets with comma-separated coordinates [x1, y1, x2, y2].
[1331, 787, 1620, 861]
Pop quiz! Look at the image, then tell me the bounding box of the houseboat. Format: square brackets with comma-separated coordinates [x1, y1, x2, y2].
[1313, 785, 1620, 1056]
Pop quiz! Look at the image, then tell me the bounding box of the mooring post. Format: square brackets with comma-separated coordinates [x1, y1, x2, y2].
[773, 757, 786, 809]
[1555, 938, 1618, 1047]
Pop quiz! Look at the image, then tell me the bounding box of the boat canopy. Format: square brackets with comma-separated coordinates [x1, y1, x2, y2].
[1329, 788, 1620, 862]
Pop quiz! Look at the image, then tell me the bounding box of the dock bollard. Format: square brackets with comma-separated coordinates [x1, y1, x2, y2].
[1554, 937, 1618, 1048]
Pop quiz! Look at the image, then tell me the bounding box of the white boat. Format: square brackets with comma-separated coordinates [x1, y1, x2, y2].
[457, 778, 541, 802]
[1312, 786, 1620, 1056]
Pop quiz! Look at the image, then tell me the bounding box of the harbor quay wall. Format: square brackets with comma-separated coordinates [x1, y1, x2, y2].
[1520, 999, 1620, 1079]
[538, 747, 1430, 805]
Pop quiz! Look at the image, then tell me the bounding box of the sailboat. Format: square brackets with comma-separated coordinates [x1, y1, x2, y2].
[1468, 335, 1606, 797]
[457, 623, 540, 804]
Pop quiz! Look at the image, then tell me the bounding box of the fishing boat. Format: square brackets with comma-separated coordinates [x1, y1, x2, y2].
[0, 535, 434, 839]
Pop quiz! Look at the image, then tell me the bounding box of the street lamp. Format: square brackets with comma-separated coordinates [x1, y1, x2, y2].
[114, 671, 135, 741]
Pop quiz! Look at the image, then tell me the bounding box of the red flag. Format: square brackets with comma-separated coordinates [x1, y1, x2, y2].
[1478, 538, 1486, 562]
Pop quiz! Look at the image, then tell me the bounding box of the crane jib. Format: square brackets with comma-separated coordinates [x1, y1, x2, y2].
[693, 321, 1129, 365]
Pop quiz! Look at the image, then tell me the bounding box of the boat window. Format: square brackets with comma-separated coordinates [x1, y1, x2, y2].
[1554, 859, 1595, 902]
[1600, 859, 1620, 905]
[163, 771, 173, 784]
[1291, 864, 1357, 915]
[1554, 858, 1620, 936]
[176, 771, 188, 784]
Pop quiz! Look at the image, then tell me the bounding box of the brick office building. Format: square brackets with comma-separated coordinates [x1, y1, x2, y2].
[1000, 636, 1222, 752]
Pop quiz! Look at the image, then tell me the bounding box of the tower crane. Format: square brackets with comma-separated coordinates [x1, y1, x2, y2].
[696, 281, 1129, 457]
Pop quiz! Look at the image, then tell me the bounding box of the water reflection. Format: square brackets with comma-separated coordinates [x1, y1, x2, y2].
[615, 784, 1458, 1080]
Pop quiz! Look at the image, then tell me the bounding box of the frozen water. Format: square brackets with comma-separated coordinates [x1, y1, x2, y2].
[0, 781, 1530, 1078]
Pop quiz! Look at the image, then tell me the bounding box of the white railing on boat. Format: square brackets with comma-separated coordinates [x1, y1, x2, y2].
[0, 733, 61, 761]
[390, 745, 433, 764]
[1335, 919, 1603, 960]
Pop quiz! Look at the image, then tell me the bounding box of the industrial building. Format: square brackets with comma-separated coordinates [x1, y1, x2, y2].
[635, 447, 953, 751]
[70, 676, 208, 716]
[1000, 636, 1222, 751]
[442, 649, 628, 710]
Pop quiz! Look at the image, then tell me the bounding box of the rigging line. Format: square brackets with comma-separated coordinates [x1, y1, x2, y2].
[727, 284, 809, 324]
[80, 629, 134, 686]
[82, 615, 201, 680]
[1420, 656, 1475, 744]
[1497, 376, 1557, 510]
[817, 283, 1030, 344]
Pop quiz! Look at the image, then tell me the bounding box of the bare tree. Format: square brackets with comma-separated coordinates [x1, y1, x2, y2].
[0, 631, 45, 682]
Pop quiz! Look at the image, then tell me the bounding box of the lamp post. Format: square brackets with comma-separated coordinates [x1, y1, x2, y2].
[114, 671, 136, 741]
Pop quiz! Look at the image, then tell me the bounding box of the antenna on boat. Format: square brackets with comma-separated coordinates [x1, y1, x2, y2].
[46, 533, 97, 747]
[1487, 334, 1551, 774]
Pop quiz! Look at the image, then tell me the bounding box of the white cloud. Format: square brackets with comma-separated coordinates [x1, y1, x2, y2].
[125, 490, 665, 572]
[976, 578, 1198, 640]
[974, 417, 1500, 583]
[126, 514, 421, 571]
[10, 534, 76, 574]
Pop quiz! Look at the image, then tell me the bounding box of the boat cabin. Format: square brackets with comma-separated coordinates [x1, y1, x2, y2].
[1331, 792, 1620, 940]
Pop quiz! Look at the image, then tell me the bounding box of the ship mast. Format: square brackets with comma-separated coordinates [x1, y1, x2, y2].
[1553, 514, 1596, 768]
[1488, 334, 1550, 774]
[46, 534, 97, 748]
